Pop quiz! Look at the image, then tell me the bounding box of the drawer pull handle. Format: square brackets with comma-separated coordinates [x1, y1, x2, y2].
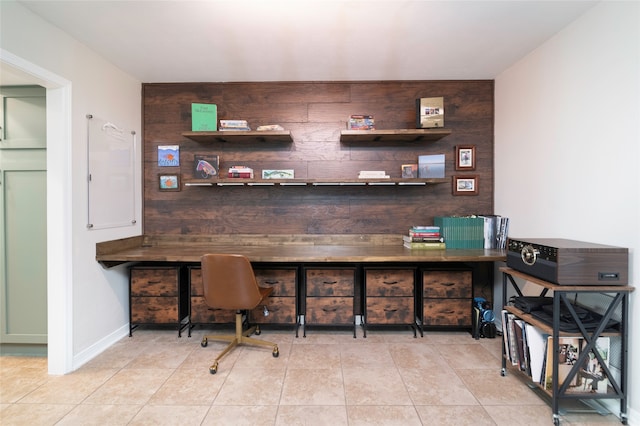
[147, 280, 162, 284]
[383, 308, 398, 313]
[264, 280, 280, 285]
[147, 307, 161, 311]
[440, 282, 455, 287]
[323, 281, 338, 285]
[322, 307, 338, 312]
[383, 281, 399, 285]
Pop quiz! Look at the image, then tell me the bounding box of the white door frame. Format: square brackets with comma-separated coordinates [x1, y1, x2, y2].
[1, 49, 73, 374]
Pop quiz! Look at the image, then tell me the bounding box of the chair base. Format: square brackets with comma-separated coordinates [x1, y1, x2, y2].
[201, 311, 279, 374]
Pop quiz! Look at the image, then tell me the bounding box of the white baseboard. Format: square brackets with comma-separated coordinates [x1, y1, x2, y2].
[72, 324, 129, 371]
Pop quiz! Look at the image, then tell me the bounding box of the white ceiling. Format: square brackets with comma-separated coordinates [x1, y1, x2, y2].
[5, 0, 599, 84]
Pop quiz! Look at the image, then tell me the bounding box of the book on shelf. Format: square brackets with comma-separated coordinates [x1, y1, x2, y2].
[358, 170, 389, 179]
[194, 155, 219, 179]
[191, 103, 217, 131]
[227, 166, 254, 179]
[348, 114, 375, 130]
[219, 119, 251, 131]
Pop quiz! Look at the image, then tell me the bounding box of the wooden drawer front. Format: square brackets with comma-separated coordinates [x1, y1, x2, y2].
[423, 299, 471, 326]
[423, 270, 472, 298]
[191, 268, 296, 297]
[250, 297, 296, 324]
[131, 296, 178, 323]
[306, 269, 354, 297]
[255, 269, 296, 296]
[366, 269, 414, 297]
[131, 268, 179, 296]
[189, 297, 235, 324]
[306, 297, 353, 324]
[366, 297, 414, 324]
[190, 268, 203, 296]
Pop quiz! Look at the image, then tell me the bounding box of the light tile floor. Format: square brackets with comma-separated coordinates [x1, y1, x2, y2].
[0, 328, 624, 425]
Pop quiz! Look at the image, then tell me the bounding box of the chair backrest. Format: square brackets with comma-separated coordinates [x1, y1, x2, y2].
[201, 253, 263, 310]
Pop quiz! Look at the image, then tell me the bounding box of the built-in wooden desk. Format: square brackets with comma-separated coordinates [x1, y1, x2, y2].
[96, 234, 505, 266]
[96, 235, 506, 337]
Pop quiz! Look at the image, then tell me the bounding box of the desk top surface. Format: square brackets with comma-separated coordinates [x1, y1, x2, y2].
[96, 235, 506, 267]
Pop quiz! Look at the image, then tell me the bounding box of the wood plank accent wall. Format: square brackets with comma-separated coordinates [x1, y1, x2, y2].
[142, 81, 494, 236]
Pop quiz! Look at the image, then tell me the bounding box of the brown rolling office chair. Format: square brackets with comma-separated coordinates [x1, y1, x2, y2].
[199, 253, 279, 374]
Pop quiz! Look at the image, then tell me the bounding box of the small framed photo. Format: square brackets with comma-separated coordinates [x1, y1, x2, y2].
[455, 145, 476, 171]
[159, 174, 180, 191]
[453, 175, 478, 196]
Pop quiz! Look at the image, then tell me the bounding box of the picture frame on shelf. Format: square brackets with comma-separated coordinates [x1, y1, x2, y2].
[455, 145, 476, 171]
[159, 174, 181, 191]
[453, 175, 478, 195]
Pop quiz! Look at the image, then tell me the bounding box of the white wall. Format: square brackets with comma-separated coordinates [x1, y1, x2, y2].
[0, 2, 142, 373]
[495, 1, 639, 423]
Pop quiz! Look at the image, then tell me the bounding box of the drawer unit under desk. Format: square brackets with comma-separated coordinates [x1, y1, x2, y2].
[251, 267, 298, 324]
[304, 267, 356, 325]
[364, 268, 415, 326]
[421, 269, 472, 327]
[189, 266, 298, 325]
[189, 267, 235, 324]
[129, 266, 188, 334]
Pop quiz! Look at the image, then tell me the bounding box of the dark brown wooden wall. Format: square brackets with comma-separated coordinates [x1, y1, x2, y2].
[142, 81, 494, 236]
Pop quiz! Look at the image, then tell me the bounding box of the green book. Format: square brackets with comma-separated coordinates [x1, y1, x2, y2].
[191, 103, 217, 131]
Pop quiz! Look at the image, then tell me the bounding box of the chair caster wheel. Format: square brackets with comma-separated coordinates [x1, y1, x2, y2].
[209, 362, 218, 374]
[201, 338, 208, 347]
[272, 346, 279, 358]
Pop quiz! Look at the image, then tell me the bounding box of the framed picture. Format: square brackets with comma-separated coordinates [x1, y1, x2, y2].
[455, 145, 476, 171]
[453, 175, 478, 196]
[159, 174, 180, 191]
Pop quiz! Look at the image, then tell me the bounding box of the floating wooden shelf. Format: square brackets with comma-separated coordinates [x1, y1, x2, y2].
[340, 128, 452, 143]
[183, 178, 448, 187]
[182, 130, 292, 144]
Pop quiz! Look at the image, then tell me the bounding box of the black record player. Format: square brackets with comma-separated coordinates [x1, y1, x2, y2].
[506, 238, 628, 285]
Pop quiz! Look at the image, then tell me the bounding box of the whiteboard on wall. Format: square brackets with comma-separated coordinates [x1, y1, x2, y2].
[86, 114, 137, 230]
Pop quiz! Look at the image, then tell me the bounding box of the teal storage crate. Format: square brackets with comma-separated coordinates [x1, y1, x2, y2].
[434, 216, 484, 249]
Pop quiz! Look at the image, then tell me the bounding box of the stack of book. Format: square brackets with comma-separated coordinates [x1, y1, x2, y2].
[227, 166, 254, 178]
[219, 120, 251, 131]
[403, 226, 445, 249]
[358, 170, 389, 179]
